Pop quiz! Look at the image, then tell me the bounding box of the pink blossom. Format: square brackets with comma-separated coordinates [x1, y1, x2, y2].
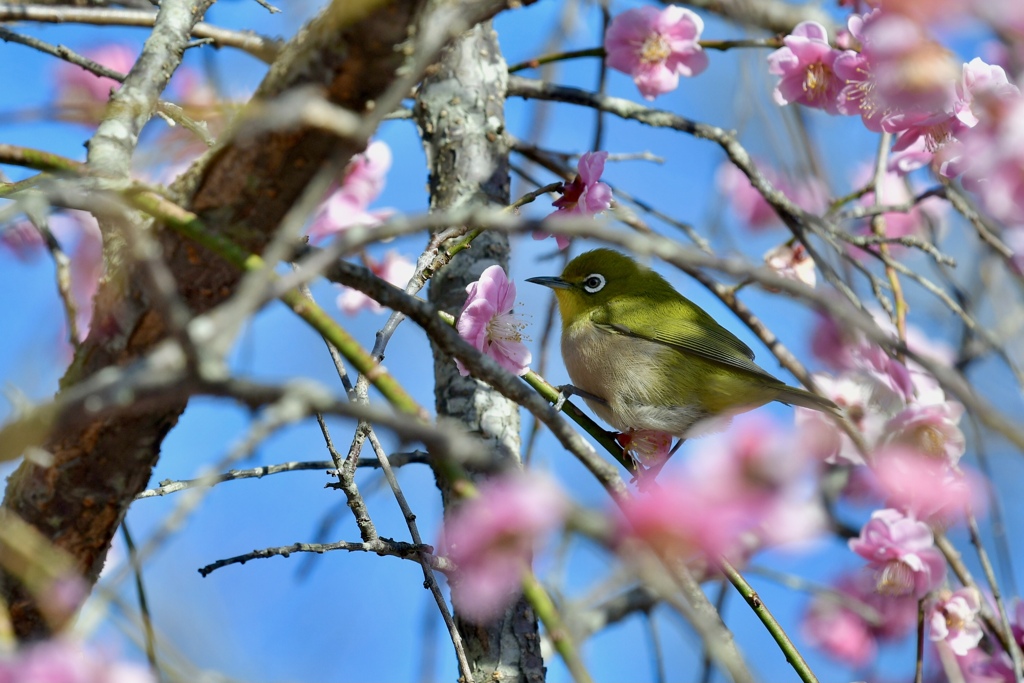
[55, 44, 136, 111]
[604, 5, 708, 100]
[849, 508, 946, 597]
[620, 418, 823, 557]
[861, 13, 961, 121]
[454, 265, 531, 377]
[616, 472, 749, 560]
[835, 46, 884, 131]
[443, 472, 567, 623]
[767, 21, 845, 114]
[715, 161, 827, 230]
[803, 569, 919, 665]
[763, 242, 816, 289]
[945, 85, 1024, 225]
[336, 250, 415, 315]
[893, 58, 1016, 174]
[538, 151, 613, 250]
[870, 446, 981, 523]
[835, 10, 962, 138]
[0, 638, 155, 683]
[930, 588, 984, 656]
[615, 429, 673, 466]
[308, 141, 394, 242]
[796, 368, 908, 465]
[881, 402, 965, 464]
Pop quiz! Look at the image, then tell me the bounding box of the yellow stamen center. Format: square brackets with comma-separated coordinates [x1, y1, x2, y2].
[640, 34, 671, 64]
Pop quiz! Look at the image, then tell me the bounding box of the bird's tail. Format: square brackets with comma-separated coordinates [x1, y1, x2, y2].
[776, 385, 843, 417]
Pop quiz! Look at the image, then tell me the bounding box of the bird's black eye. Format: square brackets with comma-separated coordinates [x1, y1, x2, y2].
[582, 273, 606, 294]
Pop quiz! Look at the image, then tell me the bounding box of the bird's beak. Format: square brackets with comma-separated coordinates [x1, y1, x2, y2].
[526, 276, 572, 290]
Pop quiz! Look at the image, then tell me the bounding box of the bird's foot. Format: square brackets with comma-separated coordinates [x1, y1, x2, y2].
[556, 384, 608, 408]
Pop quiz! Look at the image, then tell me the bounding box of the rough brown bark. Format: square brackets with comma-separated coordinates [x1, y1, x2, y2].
[0, 0, 532, 639]
[415, 21, 545, 683]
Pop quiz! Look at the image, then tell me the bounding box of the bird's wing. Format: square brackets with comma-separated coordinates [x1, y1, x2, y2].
[592, 301, 781, 382]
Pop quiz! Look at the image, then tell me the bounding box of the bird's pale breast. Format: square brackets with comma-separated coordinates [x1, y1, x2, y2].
[562, 320, 707, 435]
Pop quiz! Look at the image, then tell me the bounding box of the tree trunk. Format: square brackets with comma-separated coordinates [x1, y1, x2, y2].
[415, 22, 545, 683]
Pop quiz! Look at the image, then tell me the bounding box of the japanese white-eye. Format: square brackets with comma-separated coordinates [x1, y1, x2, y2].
[527, 249, 839, 438]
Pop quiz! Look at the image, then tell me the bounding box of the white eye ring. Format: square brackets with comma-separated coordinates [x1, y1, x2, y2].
[582, 273, 606, 293]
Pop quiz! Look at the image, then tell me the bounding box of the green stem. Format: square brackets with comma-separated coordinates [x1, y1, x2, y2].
[508, 47, 605, 74]
[699, 38, 782, 51]
[521, 370, 635, 475]
[719, 558, 818, 683]
[521, 569, 594, 683]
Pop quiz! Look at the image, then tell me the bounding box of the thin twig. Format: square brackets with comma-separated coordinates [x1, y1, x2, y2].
[134, 455, 429, 499]
[121, 522, 159, 676]
[198, 539, 451, 578]
[967, 512, 1024, 682]
[0, 3, 282, 62]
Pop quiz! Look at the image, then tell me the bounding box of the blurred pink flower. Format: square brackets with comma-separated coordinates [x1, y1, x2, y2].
[803, 570, 918, 665]
[946, 87, 1024, 225]
[802, 595, 877, 666]
[870, 446, 982, 523]
[620, 418, 823, 557]
[604, 5, 708, 100]
[336, 250, 414, 315]
[849, 508, 946, 597]
[861, 12, 961, 122]
[454, 265, 531, 377]
[0, 638, 155, 683]
[0, 220, 46, 260]
[37, 572, 89, 628]
[929, 588, 984, 656]
[763, 242, 816, 288]
[616, 472, 749, 560]
[55, 44, 136, 110]
[615, 429, 673, 466]
[716, 161, 827, 230]
[835, 10, 962, 140]
[308, 141, 394, 242]
[538, 151, 613, 249]
[851, 168, 946, 250]
[443, 472, 567, 623]
[67, 212, 103, 342]
[796, 367, 908, 465]
[2, 212, 103, 342]
[881, 402, 965, 464]
[835, 46, 884, 131]
[767, 21, 845, 114]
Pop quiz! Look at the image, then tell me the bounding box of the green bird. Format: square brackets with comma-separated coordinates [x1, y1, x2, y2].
[527, 249, 839, 440]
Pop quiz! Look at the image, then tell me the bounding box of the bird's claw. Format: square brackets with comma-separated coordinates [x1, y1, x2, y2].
[553, 392, 567, 412]
[557, 384, 609, 406]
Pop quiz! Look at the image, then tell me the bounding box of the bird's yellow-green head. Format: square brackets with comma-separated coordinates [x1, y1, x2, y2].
[526, 249, 677, 327]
